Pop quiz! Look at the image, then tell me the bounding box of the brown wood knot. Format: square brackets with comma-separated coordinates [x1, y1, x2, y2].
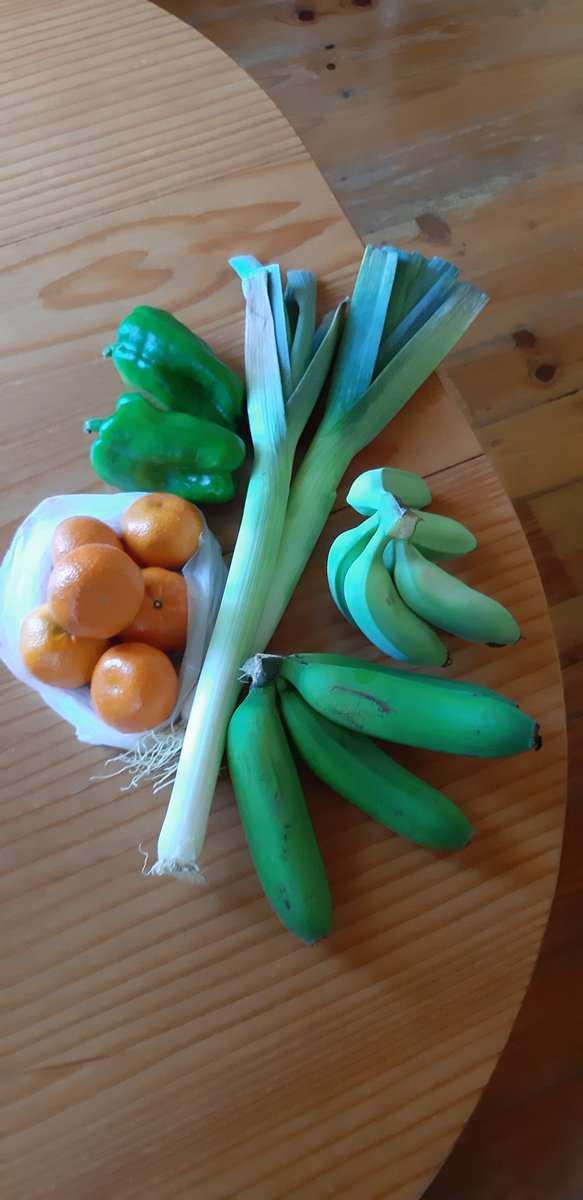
[533, 362, 557, 383]
[296, 8, 315, 20]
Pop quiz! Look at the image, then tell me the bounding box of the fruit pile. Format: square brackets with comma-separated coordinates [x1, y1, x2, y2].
[19, 493, 203, 734]
[328, 467, 520, 664]
[228, 652, 541, 943]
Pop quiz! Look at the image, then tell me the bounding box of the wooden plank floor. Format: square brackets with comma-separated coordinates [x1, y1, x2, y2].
[159, 2, 583, 1196]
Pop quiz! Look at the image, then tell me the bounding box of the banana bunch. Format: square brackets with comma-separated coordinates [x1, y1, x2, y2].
[327, 467, 520, 664]
[227, 651, 540, 943]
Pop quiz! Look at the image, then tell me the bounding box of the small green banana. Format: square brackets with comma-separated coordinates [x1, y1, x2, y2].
[346, 467, 432, 515]
[407, 510, 478, 561]
[227, 682, 332, 944]
[326, 512, 378, 623]
[376, 492, 477, 562]
[393, 539, 521, 645]
[279, 653, 541, 758]
[343, 523, 449, 665]
[278, 680, 473, 851]
[382, 537, 396, 571]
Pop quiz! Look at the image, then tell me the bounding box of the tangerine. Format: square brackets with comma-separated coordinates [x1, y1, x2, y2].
[121, 492, 203, 569]
[51, 515, 123, 563]
[20, 604, 110, 688]
[47, 543, 145, 639]
[118, 567, 189, 652]
[90, 643, 179, 733]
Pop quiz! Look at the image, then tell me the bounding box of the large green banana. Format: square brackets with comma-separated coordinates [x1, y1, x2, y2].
[276, 650, 518, 707]
[346, 467, 432, 514]
[326, 513, 378, 623]
[343, 523, 449, 665]
[278, 681, 473, 851]
[393, 539, 521, 645]
[407, 510, 478, 561]
[227, 682, 332, 944]
[279, 653, 540, 757]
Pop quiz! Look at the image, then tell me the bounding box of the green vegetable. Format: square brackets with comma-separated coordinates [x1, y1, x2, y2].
[155, 266, 345, 878]
[103, 306, 244, 429]
[85, 393, 246, 504]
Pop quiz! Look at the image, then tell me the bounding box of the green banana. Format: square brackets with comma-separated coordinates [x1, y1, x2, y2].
[407, 510, 478, 561]
[393, 539, 521, 645]
[277, 650, 519, 707]
[227, 682, 332, 944]
[343, 523, 449, 665]
[278, 653, 541, 758]
[375, 492, 477, 562]
[382, 537, 396, 572]
[277, 680, 473, 851]
[346, 467, 432, 515]
[326, 513, 378, 623]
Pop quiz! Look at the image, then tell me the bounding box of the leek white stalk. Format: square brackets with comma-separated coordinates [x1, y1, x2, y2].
[153, 262, 344, 878]
[154, 267, 287, 878]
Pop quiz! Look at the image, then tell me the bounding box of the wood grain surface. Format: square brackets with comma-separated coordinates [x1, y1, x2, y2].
[0, 1, 571, 1197]
[159, 3, 583, 1196]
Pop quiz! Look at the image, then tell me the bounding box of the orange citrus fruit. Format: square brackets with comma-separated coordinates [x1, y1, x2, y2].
[118, 567, 189, 652]
[121, 492, 203, 569]
[51, 515, 123, 563]
[47, 543, 145, 639]
[20, 604, 110, 688]
[90, 643, 179, 733]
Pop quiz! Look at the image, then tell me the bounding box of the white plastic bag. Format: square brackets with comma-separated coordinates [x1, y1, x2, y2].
[0, 493, 226, 750]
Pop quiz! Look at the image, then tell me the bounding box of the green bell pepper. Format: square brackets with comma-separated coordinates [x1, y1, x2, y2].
[85, 393, 247, 504]
[103, 306, 244, 430]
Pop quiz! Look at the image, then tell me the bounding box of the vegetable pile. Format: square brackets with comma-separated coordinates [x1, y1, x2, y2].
[2, 240, 543, 945]
[88, 306, 246, 503]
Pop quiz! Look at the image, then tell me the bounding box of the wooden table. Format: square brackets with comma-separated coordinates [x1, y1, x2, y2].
[0, 2, 569, 1197]
[160, 4, 583, 1196]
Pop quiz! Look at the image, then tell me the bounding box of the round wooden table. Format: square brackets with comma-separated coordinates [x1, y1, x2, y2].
[0, 2, 566, 1197]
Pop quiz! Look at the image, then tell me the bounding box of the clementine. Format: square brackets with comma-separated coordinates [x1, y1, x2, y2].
[51, 515, 123, 563]
[47, 543, 144, 639]
[118, 567, 189, 652]
[121, 493, 203, 569]
[20, 604, 110, 688]
[90, 643, 179, 733]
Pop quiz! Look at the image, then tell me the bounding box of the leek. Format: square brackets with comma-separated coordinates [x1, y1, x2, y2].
[153, 246, 487, 879]
[153, 261, 344, 878]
